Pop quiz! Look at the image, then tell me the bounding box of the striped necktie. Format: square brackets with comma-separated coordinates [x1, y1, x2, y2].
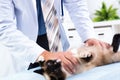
[41, 0, 63, 52]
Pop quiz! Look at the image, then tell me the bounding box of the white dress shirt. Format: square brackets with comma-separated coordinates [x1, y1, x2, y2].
[32, 0, 37, 16]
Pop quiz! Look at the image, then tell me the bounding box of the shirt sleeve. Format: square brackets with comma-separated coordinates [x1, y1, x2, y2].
[64, 0, 96, 42]
[0, 0, 45, 71]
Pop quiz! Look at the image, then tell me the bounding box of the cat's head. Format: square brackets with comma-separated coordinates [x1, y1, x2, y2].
[45, 59, 62, 75]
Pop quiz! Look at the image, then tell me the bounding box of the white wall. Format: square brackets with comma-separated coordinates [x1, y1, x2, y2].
[87, 0, 120, 19]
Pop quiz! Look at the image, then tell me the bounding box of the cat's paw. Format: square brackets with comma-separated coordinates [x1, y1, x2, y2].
[79, 51, 93, 62]
[79, 51, 92, 58]
[38, 56, 45, 61]
[70, 48, 92, 58]
[38, 56, 45, 66]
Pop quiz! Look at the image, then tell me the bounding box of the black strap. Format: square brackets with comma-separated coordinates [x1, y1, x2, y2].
[61, 0, 64, 16]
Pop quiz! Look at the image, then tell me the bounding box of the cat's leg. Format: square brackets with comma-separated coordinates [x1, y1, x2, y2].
[111, 33, 120, 52]
[112, 52, 120, 62]
[70, 47, 92, 58]
[79, 50, 92, 58]
[77, 49, 93, 62]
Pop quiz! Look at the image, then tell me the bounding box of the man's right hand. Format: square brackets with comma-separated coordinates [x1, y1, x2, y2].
[38, 50, 79, 74]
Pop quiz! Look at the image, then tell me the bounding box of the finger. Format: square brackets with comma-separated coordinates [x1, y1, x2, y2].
[63, 64, 73, 74]
[51, 53, 73, 73]
[99, 42, 110, 48]
[62, 60, 75, 74]
[64, 52, 79, 65]
[85, 41, 98, 46]
[99, 42, 105, 48]
[105, 43, 111, 48]
[61, 55, 76, 74]
[85, 42, 94, 46]
[64, 53, 79, 74]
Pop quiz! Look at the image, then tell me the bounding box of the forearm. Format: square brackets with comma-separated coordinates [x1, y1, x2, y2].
[64, 0, 96, 42]
[0, 26, 45, 67]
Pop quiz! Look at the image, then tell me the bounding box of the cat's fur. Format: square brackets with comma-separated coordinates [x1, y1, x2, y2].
[34, 59, 66, 80]
[34, 33, 120, 80]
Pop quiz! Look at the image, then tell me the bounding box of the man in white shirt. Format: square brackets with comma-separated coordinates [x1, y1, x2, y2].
[0, 0, 109, 79]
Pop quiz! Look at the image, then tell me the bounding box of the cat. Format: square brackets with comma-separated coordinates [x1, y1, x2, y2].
[34, 33, 120, 80]
[34, 59, 66, 80]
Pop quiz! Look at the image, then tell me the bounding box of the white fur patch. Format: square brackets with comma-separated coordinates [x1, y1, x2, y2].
[71, 48, 78, 57]
[57, 59, 61, 62]
[38, 56, 44, 61]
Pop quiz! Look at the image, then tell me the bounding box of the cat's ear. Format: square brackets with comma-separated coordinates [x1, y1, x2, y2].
[34, 69, 44, 75]
[27, 62, 39, 70]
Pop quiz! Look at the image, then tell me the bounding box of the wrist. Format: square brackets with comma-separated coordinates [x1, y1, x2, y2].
[36, 51, 52, 62]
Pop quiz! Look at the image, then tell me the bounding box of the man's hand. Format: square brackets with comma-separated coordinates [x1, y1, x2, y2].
[38, 50, 79, 74]
[85, 38, 110, 48]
